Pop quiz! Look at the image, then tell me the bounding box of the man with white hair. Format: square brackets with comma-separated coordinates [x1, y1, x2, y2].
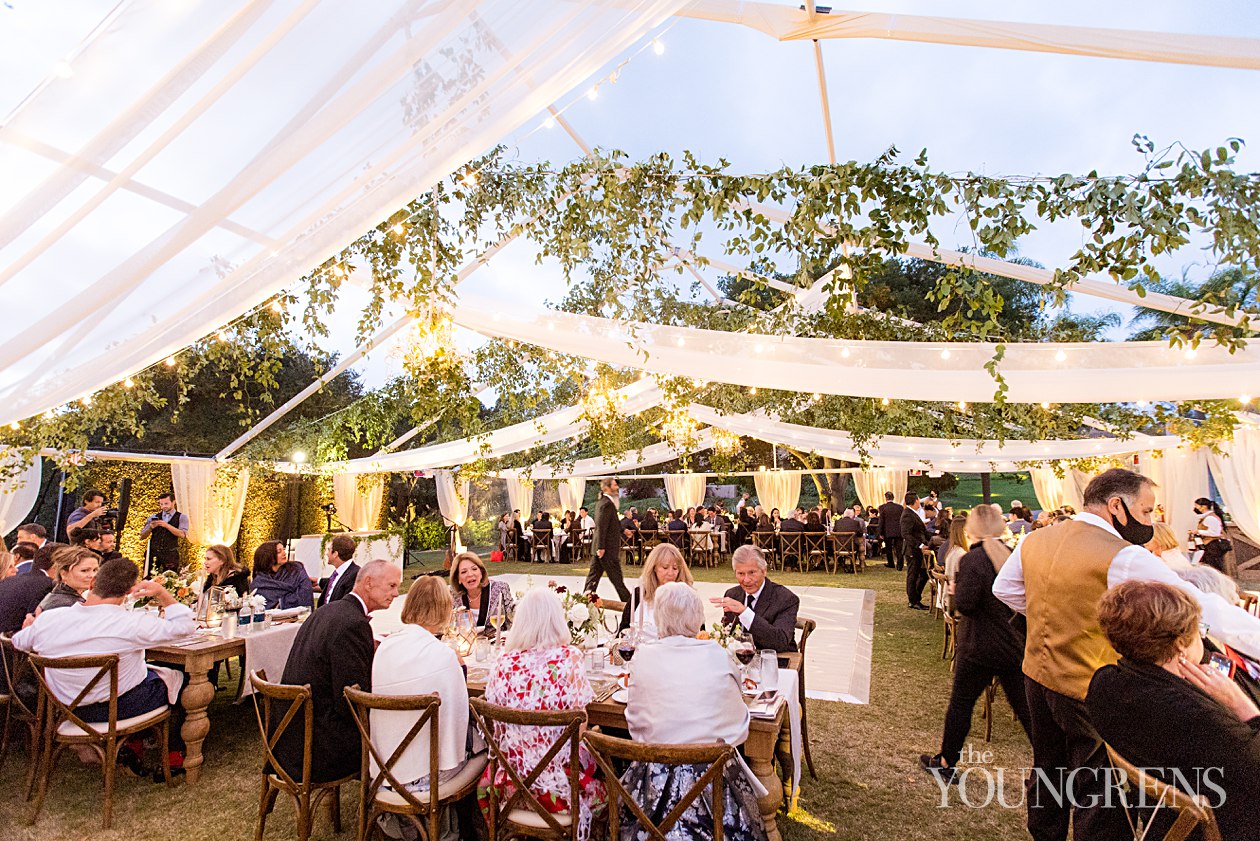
[710, 545, 799, 652]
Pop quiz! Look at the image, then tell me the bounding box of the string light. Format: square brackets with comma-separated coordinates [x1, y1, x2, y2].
[812, 393, 821, 402]
[940, 349, 951, 360]
[957, 400, 967, 411]
[1054, 350, 1067, 362]
[216, 331, 228, 342]
[881, 397, 890, 406]
[586, 87, 598, 101]
[1040, 401, 1051, 410]
[748, 387, 757, 395]
[840, 347, 850, 358]
[652, 38, 665, 55]
[291, 450, 307, 464]
[1184, 348, 1197, 360]
[124, 377, 135, 388]
[331, 265, 346, 277]
[80, 395, 93, 407]
[9, 421, 19, 431]
[43, 410, 55, 420]
[391, 223, 404, 236]
[270, 300, 284, 313]
[163, 356, 176, 367]
[713, 428, 741, 456]
[1242, 394, 1253, 404]
[542, 116, 556, 129]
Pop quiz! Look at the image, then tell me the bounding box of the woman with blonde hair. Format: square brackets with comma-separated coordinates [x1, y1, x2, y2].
[1146, 522, 1191, 570]
[479, 588, 605, 840]
[618, 543, 695, 640]
[920, 503, 1033, 782]
[372, 575, 485, 834]
[37, 545, 100, 611]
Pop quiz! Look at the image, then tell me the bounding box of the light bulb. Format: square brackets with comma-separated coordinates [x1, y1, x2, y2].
[749, 387, 757, 395]
[812, 393, 821, 401]
[652, 39, 665, 56]
[164, 356, 176, 367]
[270, 300, 284, 313]
[840, 347, 850, 358]
[940, 349, 951, 360]
[881, 397, 890, 406]
[292, 450, 307, 464]
[332, 265, 345, 277]
[1054, 350, 1067, 362]
[391, 223, 404, 236]
[9, 421, 19, 431]
[81, 395, 93, 407]
[543, 117, 555, 129]
[217, 331, 228, 342]
[1185, 348, 1197, 360]
[1241, 394, 1253, 404]
[1040, 401, 1051, 410]
[124, 377, 135, 388]
[587, 87, 598, 101]
[957, 401, 967, 411]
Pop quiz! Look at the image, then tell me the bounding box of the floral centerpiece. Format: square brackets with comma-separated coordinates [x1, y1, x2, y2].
[151, 568, 201, 607]
[549, 583, 603, 645]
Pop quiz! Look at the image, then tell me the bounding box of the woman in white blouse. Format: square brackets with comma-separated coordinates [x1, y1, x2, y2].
[1191, 498, 1234, 574]
[617, 543, 694, 641]
[622, 583, 767, 841]
[370, 576, 486, 814]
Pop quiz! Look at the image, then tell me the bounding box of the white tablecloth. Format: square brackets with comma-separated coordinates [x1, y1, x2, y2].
[237, 621, 303, 697]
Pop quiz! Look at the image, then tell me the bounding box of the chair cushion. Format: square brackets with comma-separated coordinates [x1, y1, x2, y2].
[374, 753, 489, 806]
[507, 807, 573, 829]
[57, 705, 168, 737]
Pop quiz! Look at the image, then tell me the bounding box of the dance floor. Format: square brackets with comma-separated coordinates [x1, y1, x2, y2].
[372, 573, 875, 704]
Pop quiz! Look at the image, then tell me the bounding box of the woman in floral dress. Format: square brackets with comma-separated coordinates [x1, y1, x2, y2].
[479, 588, 606, 840]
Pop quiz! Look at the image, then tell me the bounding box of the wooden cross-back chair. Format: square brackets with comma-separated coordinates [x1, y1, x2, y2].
[531, 529, 554, 563]
[801, 532, 829, 573]
[0, 634, 41, 798]
[469, 696, 584, 840]
[27, 652, 172, 829]
[830, 532, 862, 574]
[750, 531, 779, 570]
[344, 686, 484, 841]
[777, 533, 804, 573]
[582, 730, 734, 841]
[1104, 744, 1223, 841]
[794, 616, 818, 779]
[249, 669, 353, 841]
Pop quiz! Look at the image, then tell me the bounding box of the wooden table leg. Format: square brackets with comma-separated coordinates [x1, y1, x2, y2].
[180, 652, 216, 785]
[746, 712, 786, 841]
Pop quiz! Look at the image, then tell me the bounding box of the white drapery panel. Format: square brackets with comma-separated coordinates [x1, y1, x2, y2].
[680, 2, 1260, 69]
[170, 461, 250, 547]
[557, 478, 586, 514]
[687, 404, 1175, 470]
[326, 381, 663, 474]
[453, 297, 1260, 404]
[663, 473, 706, 512]
[434, 469, 470, 552]
[1209, 426, 1260, 544]
[754, 471, 801, 515]
[504, 473, 535, 519]
[852, 469, 907, 509]
[1137, 448, 1210, 544]
[332, 473, 384, 532]
[0, 0, 686, 427]
[0, 454, 42, 537]
[1028, 466, 1086, 513]
[523, 428, 717, 479]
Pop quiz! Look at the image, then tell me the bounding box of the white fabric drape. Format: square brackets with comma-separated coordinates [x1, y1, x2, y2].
[557, 478, 586, 514]
[688, 404, 1176, 471]
[1029, 467, 1069, 513]
[524, 428, 717, 479]
[453, 297, 1260, 404]
[852, 469, 907, 509]
[504, 473, 535, 519]
[754, 471, 801, 515]
[434, 469, 470, 553]
[332, 473, 384, 532]
[680, 2, 1260, 70]
[1137, 448, 1210, 544]
[0, 0, 687, 426]
[0, 454, 42, 537]
[663, 473, 706, 511]
[327, 381, 663, 474]
[170, 461, 250, 547]
[1209, 426, 1260, 544]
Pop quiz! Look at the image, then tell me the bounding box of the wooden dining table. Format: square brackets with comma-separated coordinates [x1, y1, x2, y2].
[146, 634, 246, 785]
[466, 663, 795, 841]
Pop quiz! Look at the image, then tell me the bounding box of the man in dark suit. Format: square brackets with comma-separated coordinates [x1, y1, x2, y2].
[585, 477, 631, 600]
[0, 544, 57, 633]
[878, 492, 905, 570]
[317, 534, 359, 608]
[900, 493, 930, 610]
[712, 545, 799, 652]
[273, 560, 401, 783]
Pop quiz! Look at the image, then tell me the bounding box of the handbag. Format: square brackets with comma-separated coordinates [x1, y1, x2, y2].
[490, 550, 504, 562]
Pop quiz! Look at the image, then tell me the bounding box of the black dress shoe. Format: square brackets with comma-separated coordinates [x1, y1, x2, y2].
[908, 603, 929, 611]
[919, 754, 958, 785]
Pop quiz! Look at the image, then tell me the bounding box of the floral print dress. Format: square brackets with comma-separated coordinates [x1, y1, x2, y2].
[479, 645, 606, 840]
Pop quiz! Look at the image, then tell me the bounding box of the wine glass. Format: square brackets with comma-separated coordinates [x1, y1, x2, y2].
[488, 610, 505, 644]
[616, 627, 639, 665]
[730, 624, 756, 687]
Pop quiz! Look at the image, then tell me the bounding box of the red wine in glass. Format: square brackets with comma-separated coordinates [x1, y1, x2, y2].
[618, 642, 636, 662]
[734, 647, 756, 666]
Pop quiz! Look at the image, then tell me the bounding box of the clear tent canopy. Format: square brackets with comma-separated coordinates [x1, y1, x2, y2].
[2, 0, 1260, 542]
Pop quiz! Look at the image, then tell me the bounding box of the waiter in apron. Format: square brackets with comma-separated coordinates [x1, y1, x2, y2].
[1190, 497, 1233, 575]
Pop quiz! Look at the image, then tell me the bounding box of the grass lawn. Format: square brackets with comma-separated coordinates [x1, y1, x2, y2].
[0, 551, 1032, 840]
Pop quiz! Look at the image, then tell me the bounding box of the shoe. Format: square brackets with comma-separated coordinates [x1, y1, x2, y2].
[908, 603, 929, 611]
[919, 754, 958, 785]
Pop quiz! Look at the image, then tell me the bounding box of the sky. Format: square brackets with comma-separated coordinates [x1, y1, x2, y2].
[4, 1, 1259, 393]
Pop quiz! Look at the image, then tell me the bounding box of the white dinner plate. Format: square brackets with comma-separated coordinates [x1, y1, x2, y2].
[611, 688, 629, 704]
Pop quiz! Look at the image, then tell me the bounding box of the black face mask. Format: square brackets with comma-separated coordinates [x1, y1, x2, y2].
[1111, 498, 1155, 546]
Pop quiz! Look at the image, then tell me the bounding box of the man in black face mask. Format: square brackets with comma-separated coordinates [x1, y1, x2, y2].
[991, 468, 1260, 841]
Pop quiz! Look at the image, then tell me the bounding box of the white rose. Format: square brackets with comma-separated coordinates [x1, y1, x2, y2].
[567, 604, 590, 624]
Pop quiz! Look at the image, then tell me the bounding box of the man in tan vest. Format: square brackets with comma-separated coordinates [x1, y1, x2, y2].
[994, 468, 1260, 841]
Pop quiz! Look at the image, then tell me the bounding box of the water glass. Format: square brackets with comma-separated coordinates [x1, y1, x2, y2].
[759, 650, 779, 692]
[474, 638, 490, 663]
